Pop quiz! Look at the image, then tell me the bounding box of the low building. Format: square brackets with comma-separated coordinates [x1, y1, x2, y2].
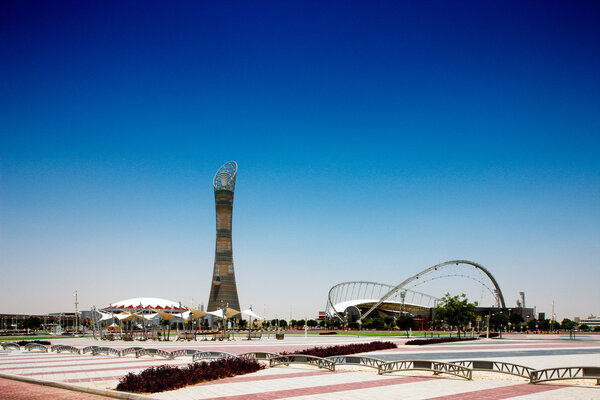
[574, 315, 600, 328]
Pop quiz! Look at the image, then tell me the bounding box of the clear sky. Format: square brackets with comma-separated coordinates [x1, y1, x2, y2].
[1, 1, 599, 321]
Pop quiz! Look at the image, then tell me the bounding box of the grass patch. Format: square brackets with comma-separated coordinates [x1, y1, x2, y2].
[405, 337, 478, 345]
[0, 336, 64, 342]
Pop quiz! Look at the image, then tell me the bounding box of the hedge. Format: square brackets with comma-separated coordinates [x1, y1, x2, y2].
[117, 358, 264, 393]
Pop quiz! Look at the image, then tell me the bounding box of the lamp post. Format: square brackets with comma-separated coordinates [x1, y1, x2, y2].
[73, 291, 79, 334]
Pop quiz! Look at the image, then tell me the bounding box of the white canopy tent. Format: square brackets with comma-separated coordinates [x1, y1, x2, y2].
[241, 309, 263, 320]
[98, 312, 113, 322]
[207, 309, 225, 319]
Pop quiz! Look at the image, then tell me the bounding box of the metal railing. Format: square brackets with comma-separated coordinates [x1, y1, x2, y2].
[378, 360, 472, 380]
[451, 360, 533, 379]
[92, 347, 121, 357]
[326, 355, 385, 370]
[270, 355, 336, 371]
[170, 349, 201, 359]
[120, 347, 144, 357]
[238, 352, 281, 361]
[53, 345, 81, 354]
[135, 348, 171, 359]
[530, 367, 600, 385]
[192, 351, 239, 362]
[24, 343, 48, 353]
[1, 342, 20, 351]
[82, 346, 98, 354]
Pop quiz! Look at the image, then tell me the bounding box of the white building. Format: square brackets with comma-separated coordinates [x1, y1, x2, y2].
[574, 315, 600, 328]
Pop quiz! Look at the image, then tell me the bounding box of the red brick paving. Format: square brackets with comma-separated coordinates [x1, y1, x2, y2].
[201, 370, 347, 385]
[200, 375, 435, 400]
[0, 359, 167, 371]
[423, 382, 563, 399]
[0, 377, 113, 400]
[21, 363, 173, 376]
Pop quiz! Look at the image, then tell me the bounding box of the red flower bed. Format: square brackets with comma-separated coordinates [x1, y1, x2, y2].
[17, 340, 51, 346]
[284, 341, 397, 358]
[117, 358, 264, 393]
[405, 337, 477, 345]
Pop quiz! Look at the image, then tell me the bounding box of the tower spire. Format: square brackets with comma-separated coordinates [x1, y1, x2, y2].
[207, 161, 240, 313]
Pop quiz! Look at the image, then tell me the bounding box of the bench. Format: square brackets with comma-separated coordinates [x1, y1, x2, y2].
[212, 332, 233, 341]
[177, 332, 196, 341]
[246, 331, 262, 340]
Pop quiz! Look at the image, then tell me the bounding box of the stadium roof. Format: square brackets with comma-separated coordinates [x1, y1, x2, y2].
[103, 297, 186, 312]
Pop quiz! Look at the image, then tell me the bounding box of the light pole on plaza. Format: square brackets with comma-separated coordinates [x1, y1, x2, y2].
[73, 291, 78, 334]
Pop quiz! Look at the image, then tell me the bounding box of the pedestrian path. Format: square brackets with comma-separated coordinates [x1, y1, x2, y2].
[1, 335, 599, 399]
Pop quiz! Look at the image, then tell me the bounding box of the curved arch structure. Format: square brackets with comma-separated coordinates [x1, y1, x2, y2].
[360, 260, 506, 321]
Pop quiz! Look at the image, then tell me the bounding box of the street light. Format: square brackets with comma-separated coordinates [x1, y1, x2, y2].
[73, 291, 79, 334]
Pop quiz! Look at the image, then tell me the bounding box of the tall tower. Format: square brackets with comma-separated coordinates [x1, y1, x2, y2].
[207, 161, 241, 312]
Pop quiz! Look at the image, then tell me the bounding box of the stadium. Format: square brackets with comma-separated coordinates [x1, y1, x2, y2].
[326, 260, 533, 328]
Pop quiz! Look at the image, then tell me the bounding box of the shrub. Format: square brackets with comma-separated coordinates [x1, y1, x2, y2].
[284, 341, 397, 358]
[117, 358, 264, 393]
[480, 332, 500, 338]
[17, 340, 51, 346]
[405, 337, 477, 345]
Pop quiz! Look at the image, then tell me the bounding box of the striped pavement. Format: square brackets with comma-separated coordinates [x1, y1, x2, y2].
[0, 335, 599, 399]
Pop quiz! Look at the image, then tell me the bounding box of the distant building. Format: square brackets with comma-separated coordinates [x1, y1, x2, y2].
[574, 315, 600, 328]
[538, 312, 545, 321]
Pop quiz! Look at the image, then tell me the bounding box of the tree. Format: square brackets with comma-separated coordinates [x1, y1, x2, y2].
[238, 319, 248, 329]
[579, 324, 590, 332]
[396, 314, 415, 330]
[561, 318, 577, 331]
[433, 293, 477, 338]
[362, 318, 386, 330]
[23, 317, 42, 330]
[538, 319, 551, 331]
[489, 312, 509, 331]
[307, 319, 318, 328]
[384, 317, 395, 329]
[509, 313, 524, 326]
[527, 319, 538, 331]
[593, 326, 600, 332]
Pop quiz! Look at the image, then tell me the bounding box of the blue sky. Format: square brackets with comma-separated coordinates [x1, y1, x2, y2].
[1, 1, 599, 320]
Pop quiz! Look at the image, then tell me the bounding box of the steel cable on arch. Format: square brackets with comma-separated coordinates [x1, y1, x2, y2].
[359, 260, 506, 321]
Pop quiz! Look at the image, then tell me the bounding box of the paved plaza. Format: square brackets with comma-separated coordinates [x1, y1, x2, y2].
[1, 334, 599, 399]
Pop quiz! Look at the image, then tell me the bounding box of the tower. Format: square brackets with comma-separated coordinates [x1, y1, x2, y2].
[207, 161, 241, 312]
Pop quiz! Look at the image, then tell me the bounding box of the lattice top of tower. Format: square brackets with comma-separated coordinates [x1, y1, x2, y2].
[213, 161, 237, 192]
